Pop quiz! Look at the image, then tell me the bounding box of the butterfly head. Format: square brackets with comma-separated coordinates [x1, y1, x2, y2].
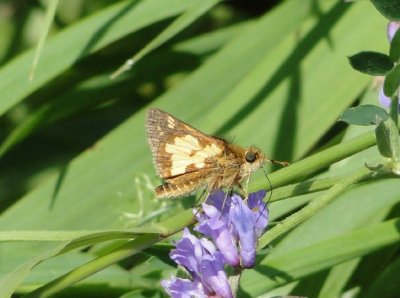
[242, 146, 266, 174]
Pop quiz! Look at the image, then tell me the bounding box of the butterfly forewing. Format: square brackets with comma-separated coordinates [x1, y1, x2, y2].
[146, 109, 226, 180]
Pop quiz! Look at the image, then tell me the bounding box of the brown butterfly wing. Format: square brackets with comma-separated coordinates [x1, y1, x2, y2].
[146, 108, 226, 180]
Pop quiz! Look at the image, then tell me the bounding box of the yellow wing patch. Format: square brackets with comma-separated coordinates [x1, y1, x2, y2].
[165, 135, 223, 176]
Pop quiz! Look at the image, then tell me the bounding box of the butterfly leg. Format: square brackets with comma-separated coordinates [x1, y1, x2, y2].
[192, 188, 209, 218]
[236, 173, 251, 201]
[244, 173, 251, 199]
[193, 177, 223, 217]
[220, 190, 231, 216]
[219, 173, 241, 216]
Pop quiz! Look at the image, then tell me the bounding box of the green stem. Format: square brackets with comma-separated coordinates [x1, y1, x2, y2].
[391, 92, 399, 128]
[250, 130, 376, 192]
[229, 267, 243, 298]
[25, 234, 159, 298]
[24, 210, 195, 297]
[257, 166, 372, 249]
[269, 172, 391, 202]
[269, 176, 343, 202]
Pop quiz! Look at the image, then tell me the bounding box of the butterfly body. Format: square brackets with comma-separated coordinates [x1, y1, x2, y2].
[146, 108, 267, 198]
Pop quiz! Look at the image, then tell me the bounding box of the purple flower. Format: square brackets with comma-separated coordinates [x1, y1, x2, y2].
[229, 195, 257, 268]
[387, 21, 400, 42]
[162, 191, 269, 297]
[162, 228, 233, 298]
[248, 190, 269, 237]
[169, 228, 216, 279]
[379, 87, 393, 108]
[195, 190, 268, 268]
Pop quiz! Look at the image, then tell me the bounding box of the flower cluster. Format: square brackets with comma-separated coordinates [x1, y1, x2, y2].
[162, 190, 268, 298]
[379, 21, 400, 108]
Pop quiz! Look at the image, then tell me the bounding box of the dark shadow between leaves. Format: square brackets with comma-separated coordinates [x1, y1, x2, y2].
[237, 264, 294, 298]
[0, 1, 36, 65]
[50, 162, 69, 209]
[78, 0, 141, 59]
[272, 60, 301, 168]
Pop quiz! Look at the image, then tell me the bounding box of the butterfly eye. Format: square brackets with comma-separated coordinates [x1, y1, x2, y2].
[245, 151, 257, 163]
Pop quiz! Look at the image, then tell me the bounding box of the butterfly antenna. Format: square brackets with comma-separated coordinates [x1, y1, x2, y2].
[262, 167, 273, 204]
[219, 189, 231, 220]
[256, 167, 273, 223]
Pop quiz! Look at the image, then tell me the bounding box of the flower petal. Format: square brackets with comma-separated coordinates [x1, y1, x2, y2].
[170, 228, 216, 278]
[378, 86, 400, 110]
[206, 190, 232, 218]
[230, 195, 257, 268]
[247, 190, 269, 237]
[200, 252, 233, 298]
[161, 276, 206, 298]
[195, 201, 240, 266]
[387, 21, 400, 42]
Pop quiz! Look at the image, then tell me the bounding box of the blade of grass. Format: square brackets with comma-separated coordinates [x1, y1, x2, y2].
[0, 0, 195, 116]
[111, 0, 220, 78]
[29, 0, 59, 81]
[0, 244, 67, 298]
[0, 229, 162, 242]
[23, 209, 195, 297]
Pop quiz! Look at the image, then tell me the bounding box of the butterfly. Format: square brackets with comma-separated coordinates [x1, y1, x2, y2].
[146, 108, 287, 198]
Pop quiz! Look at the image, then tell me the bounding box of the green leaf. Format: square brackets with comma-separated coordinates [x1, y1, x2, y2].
[339, 105, 389, 126]
[111, 0, 221, 78]
[348, 51, 394, 75]
[247, 176, 400, 295]
[370, 0, 400, 21]
[0, 0, 195, 116]
[383, 64, 400, 97]
[0, 245, 134, 298]
[258, 167, 371, 248]
[24, 234, 162, 297]
[0, 228, 163, 254]
[241, 218, 400, 295]
[365, 256, 400, 298]
[0, 210, 192, 297]
[389, 28, 400, 61]
[375, 117, 400, 160]
[0, 244, 67, 298]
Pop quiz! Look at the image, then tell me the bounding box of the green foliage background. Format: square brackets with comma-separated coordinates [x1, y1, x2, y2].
[0, 0, 399, 297]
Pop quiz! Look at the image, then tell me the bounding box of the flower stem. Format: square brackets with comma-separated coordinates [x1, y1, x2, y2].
[250, 131, 376, 192]
[229, 267, 243, 298]
[257, 166, 372, 249]
[268, 172, 392, 203]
